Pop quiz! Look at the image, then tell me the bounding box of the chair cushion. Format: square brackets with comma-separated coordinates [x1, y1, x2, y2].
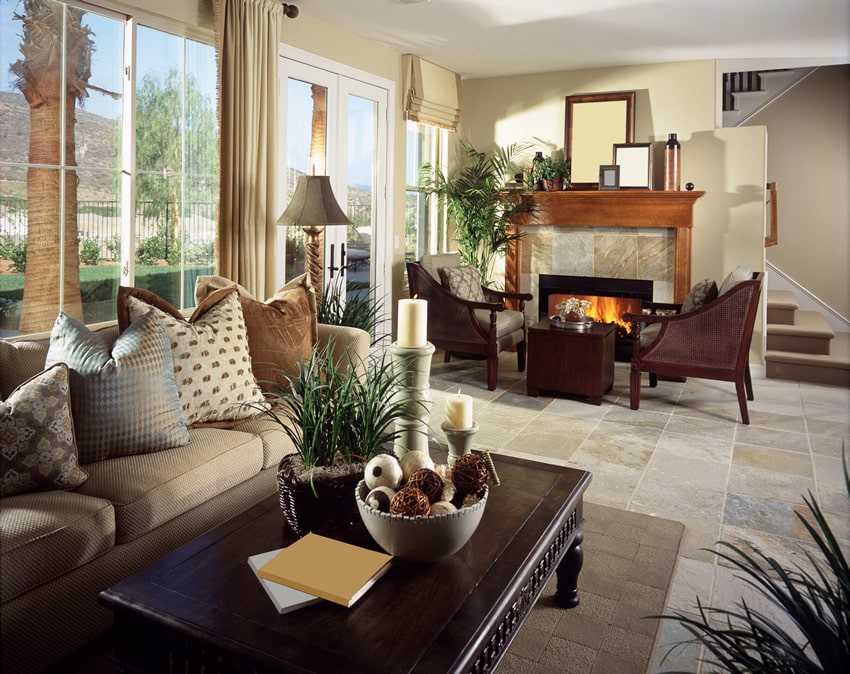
[681, 279, 718, 313]
[474, 308, 525, 337]
[0, 490, 115, 603]
[439, 265, 486, 302]
[45, 312, 191, 464]
[0, 363, 88, 497]
[718, 266, 753, 295]
[76, 427, 264, 544]
[118, 285, 264, 426]
[195, 274, 317, 395]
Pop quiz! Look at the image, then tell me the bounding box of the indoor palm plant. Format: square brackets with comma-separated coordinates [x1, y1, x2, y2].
[419, 140, 534, 286]
[655, 446, 849, 672]
[253, 340, 420, 536]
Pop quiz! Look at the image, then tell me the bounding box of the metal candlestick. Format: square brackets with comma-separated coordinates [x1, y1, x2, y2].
[390, 341, 435, 459]
[441, 421, 480, 466]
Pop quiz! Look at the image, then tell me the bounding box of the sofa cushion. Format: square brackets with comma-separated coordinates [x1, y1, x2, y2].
[119, 285, 264, 426]
[226, 412, 298, 469]
[0, 340, 52, 401]
[45, 312, 190, 464]
[0, 490, 115, 603]
[439, 265, 486, 302]
[718, 265, 753, 295]
[195, 274, 317, 394]
[681, 278, 718, 314]
[0, 363, 87, 497]
[76, 427, 264, 544]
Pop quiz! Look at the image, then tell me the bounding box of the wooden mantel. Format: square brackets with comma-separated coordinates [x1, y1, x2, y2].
[507, 190, 705, 303]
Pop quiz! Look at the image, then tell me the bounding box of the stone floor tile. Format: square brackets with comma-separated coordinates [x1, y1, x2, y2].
[723, 492, 814, 541]
[726, 464, 813, 504]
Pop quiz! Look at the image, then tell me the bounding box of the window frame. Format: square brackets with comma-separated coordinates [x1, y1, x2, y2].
[405, 120, 449, 261]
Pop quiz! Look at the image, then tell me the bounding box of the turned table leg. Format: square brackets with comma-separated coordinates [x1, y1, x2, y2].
[555, 529, 583, 608]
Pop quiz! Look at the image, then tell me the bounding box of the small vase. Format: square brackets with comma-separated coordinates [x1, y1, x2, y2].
[664, 133, 681, 191]
[543, 177, 564, 192]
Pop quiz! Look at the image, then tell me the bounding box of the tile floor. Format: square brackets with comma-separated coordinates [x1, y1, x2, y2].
[424, 351, 849, 672]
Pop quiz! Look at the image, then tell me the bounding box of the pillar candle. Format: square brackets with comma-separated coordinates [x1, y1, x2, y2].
[397, 298, 427, 347]
[445, 390, 473, 429]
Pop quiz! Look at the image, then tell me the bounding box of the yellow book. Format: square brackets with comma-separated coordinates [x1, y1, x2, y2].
[257, 533, 393, 608]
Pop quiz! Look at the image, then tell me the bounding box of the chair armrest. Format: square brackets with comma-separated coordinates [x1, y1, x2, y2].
[483, 288, 533, 312]
[640, 300, 682, 315]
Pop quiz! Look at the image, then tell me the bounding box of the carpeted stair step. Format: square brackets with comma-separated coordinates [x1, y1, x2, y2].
[766, 289, 798, 325]
[767, 310, 834, 355]
[766, 331, 850, 387]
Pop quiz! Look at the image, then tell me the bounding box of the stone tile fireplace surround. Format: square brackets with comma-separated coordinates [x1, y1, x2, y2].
[506, 190, 705, 320]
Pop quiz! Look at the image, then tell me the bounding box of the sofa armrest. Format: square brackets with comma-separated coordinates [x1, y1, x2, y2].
[316, 323, 370, 376]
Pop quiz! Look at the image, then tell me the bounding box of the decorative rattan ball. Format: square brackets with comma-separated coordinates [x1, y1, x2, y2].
[406, 468, 444, 504]
[451, 453, 489, 495]
[389, 486, 431, 516]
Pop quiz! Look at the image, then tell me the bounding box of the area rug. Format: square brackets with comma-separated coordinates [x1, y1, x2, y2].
[498, 501, 685, 674]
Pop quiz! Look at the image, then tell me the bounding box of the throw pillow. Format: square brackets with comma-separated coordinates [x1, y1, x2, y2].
[117, 285, 264, 425]
[194, 274, 317, 393]
[0, 363, 88, 496]
[439, 265, 486, 303]
[45, 312, 190, 464]
[681, 279, 718, 314]
[718, 265, 753, 295]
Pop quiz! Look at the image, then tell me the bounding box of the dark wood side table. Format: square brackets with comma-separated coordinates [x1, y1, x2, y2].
[526, 319, 616, 404]
[100, 454, 591, 674]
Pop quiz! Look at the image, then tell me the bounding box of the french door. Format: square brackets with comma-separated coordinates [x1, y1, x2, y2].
[279, 49, 392, 344]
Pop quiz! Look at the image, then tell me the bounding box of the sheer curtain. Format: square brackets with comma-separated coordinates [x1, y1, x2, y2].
[213, 0, 282, 299]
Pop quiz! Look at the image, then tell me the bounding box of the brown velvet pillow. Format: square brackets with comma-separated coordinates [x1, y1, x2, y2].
[194, 274, 317, 394]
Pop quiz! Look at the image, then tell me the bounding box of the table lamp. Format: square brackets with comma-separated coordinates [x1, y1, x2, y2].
[277, 175, 351, 289]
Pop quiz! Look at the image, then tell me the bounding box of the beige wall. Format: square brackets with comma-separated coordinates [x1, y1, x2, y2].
[752, 65, 850, 320]
[462, 60, 768, 360]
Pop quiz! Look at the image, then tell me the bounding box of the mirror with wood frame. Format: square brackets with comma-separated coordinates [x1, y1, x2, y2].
[564, 91, 635, 188]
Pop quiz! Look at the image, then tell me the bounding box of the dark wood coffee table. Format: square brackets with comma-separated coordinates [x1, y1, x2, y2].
[100, 454, 590, 674]
[526, 319, 616, 404]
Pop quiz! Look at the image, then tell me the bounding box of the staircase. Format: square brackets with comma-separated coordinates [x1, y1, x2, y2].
[722, 68, 816, 127]
[765, 290, 850, 387]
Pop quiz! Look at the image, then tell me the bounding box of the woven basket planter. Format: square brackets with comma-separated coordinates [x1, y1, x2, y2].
[277, 454, 365, 537]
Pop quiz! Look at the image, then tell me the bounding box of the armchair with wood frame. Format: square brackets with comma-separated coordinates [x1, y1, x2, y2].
[622, 271, 763, 424]
[406, 256, 533, 391]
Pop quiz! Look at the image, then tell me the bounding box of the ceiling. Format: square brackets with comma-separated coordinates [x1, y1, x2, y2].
[292, 0, 849, 79]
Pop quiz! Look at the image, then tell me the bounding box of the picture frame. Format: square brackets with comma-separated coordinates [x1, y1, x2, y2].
[613, 142, 653, 189]
[564, 91, 635, 188]
[598, 165, 620, 190]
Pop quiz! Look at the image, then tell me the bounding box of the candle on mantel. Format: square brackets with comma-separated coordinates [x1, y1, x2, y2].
[397, 297, 428, 348]
[445, 389, 473, 429]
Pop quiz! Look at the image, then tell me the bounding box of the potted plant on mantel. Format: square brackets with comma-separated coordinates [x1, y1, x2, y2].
[419, 140, 534, 286]
[532, 155, 571, 192]
[252, 341, 420, 537]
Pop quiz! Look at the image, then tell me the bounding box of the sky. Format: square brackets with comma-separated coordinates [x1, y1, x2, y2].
[0, 0, 216, 120]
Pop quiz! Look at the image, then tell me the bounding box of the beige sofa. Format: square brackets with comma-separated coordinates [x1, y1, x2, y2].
[0, 321, 369, 674]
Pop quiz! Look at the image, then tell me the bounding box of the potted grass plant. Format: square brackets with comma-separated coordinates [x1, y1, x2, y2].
[254, 340, 420, 536]
[654, 446, 849, 672]
[317, 275, 386, 347]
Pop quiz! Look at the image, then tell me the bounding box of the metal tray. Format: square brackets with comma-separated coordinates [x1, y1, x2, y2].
[549, 315, 594, 331]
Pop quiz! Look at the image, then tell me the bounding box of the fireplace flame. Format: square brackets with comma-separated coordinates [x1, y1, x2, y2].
[549, 294, 642, 337]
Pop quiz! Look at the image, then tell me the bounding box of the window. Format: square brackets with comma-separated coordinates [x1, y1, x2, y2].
[0, 0, 217, 337]
[405, 121, 448, 262]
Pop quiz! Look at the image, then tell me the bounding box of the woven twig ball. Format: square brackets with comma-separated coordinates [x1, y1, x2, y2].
[406, 468, 444, 503]
[389, 486, 431, 516]
[451, 453, 489, 495]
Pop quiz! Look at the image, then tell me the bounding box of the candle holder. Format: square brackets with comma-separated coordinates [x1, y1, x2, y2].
[441, 420, 480, 466]
[390, 341, 435, 459]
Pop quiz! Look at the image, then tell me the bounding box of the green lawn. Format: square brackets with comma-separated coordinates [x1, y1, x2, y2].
[0, 264, 215, 331]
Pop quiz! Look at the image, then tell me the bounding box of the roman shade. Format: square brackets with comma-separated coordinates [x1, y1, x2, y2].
[403, 54, 462, 132]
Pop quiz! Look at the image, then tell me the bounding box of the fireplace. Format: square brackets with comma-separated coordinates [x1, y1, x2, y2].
[538, 274, 653, 361]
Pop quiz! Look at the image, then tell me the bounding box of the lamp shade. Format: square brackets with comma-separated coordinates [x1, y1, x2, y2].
[277, 175, 351, 227]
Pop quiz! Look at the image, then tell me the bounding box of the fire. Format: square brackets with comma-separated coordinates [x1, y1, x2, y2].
[548, 294, 643, 337]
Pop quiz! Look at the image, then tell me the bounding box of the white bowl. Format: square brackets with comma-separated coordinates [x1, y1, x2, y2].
[355, 480, 488, 562]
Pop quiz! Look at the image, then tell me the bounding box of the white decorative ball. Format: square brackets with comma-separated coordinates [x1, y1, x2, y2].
[365, 486, 397, 512]
[441, 480, 457, 503]
[364, 454, 403, 490]
[429, 501, 457, 516]
[399, 450, 435, 482]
